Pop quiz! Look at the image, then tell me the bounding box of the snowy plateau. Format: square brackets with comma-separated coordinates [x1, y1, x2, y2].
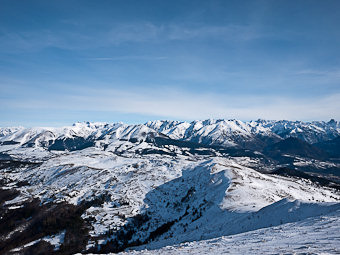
[0, 119, 340, 255]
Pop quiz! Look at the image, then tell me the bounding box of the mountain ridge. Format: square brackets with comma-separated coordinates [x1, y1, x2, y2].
[1, 119, 340, 254]
[1, 119, 339, 152]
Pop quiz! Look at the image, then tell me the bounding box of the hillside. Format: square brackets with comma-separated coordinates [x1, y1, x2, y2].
[0, 119, 339, 254]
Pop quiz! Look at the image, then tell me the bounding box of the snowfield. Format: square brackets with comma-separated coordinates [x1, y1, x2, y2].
[0, 119, 340, 254]
[118, 208, 340, 255]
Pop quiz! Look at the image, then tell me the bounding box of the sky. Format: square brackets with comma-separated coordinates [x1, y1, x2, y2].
[0, 0, 340, 126]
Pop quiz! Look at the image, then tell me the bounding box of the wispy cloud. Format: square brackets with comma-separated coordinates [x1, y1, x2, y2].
[87, 56, 167, 61]
[166, 24, 262, 42]
[106, 22, 263, 44]
[293, 69, 340, 86]
[0, 29, 94, 52]
[0, 22, 264, 52]
[295, 69, 340, 77]
[2, 85, 339, 121]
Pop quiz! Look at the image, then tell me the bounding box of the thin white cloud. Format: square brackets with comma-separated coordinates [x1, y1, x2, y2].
[0, 22, 263, 52]
[166, 24, 262, 42]
[296, 69, 340, 78]
[292, 69, 340, 86]
[2, 86, 339, 121]
[87, 56, 167, 61]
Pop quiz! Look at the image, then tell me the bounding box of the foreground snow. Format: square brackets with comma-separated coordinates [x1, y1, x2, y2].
[1, 120, 340, 254]
[117, 209, 340, 254]
[3, 150, 340, 251]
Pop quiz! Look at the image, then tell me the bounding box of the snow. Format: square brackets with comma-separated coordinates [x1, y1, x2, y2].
[10, 240, 41, 252]
[42, 230, 66, 250]
[1, 119, 340, 153]
[1, 119, 340, 253]
[2, 145, 340, 248]
[217, 158, 339, 212]
[118, 208, 340, 255]
[9, 231, 66, 252]
[146, 119, 340, 148]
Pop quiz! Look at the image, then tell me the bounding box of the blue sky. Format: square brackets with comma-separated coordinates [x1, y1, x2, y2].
[1, 0, 340, 126]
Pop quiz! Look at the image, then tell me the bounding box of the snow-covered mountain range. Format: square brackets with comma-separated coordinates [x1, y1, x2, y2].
[0, 119, 339, 254]
[1, 119, 339, 151]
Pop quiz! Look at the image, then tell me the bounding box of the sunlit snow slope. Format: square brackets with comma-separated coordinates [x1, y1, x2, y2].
[0, 120, 339, 254]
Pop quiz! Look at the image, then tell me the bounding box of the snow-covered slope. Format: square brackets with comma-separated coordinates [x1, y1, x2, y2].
[257, 119, 340, 144]
[1, 119, 339, 152]
[0, 119, 340, 254]
[0, 122, 159, 154]
[2, 150, 340, 253]
[118, 207, 340, 255]
[146, 119, 340, 148]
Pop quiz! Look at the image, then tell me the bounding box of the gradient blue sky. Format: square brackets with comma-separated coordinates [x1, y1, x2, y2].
[1, 0, 340, 126]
